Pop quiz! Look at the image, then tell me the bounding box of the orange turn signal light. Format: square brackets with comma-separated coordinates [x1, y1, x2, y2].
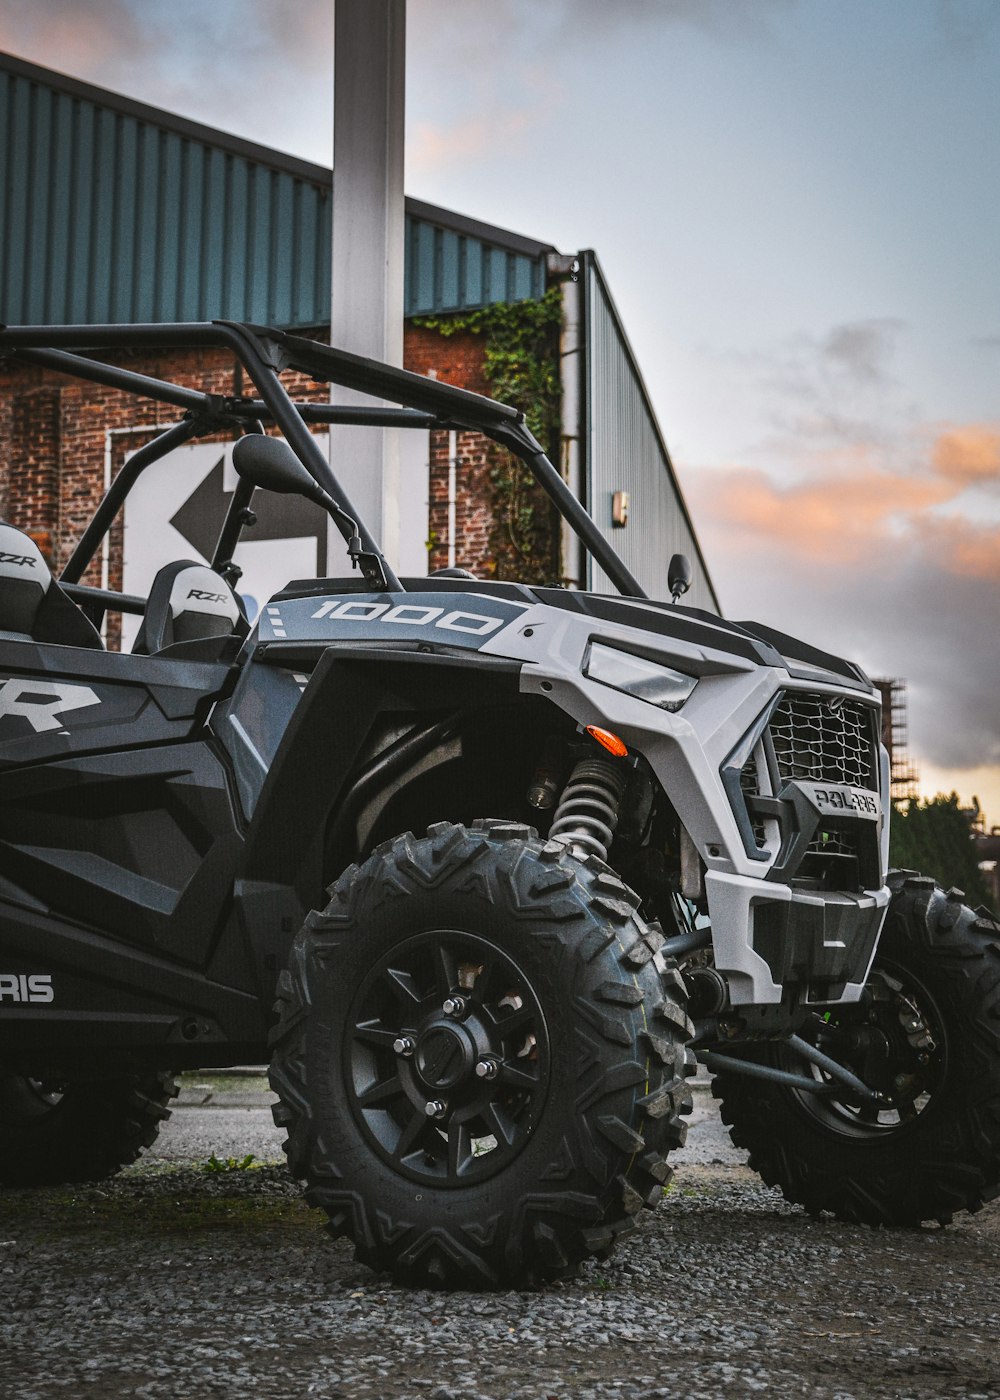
[585, 725, 628, 757]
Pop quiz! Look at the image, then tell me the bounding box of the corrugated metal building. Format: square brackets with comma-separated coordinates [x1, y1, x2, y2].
[0, 50, 718, 611]
[0, 52, 549, 326]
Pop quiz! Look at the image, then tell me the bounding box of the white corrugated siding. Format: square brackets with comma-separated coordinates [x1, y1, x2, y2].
[584, 253, 718, 613]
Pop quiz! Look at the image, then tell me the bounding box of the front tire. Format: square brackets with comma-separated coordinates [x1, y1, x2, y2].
[0, 1070, 178, 1186]
[713, 874, 1000, 1226]
[269, 820, 693, 1287]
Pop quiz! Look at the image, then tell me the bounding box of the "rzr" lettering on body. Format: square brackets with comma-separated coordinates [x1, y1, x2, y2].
[0, 679, 100, 733]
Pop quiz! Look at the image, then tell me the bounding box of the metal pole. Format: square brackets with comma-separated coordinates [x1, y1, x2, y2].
[330, 0, 406, 569]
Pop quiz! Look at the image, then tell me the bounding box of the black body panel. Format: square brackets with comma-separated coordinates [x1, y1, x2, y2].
[0, 897, 262, 1073]
[752, 893, 884, 1001]
[0, 632, 523, 1069]
[237, 646, 523, 906]
[0, 640, 256, 1065]
[0, 639, 235, 768]
[0, 743, 242, 963]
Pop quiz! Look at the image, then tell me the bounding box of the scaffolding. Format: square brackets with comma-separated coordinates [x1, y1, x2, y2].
[873, 679, 920, 803]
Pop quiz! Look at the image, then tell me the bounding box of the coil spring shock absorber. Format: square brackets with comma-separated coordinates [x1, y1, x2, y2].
[549, 758, 628, 862]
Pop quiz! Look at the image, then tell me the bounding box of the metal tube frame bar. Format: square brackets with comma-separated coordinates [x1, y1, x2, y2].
[63, 583, 145, 616]
[10, 345, 440, 428]
[786, 1033, 878, 1101]
[698, 1047, 880, 1105]
[212, 474, 258, 581]
[14, 346, 211, 412]
[659, 926, 713, 960]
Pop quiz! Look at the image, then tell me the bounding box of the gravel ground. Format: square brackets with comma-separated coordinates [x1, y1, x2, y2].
[2, 1075, 998, 1400]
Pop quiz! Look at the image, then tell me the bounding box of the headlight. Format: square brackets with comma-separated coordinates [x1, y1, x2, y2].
[584, 642, 698, 712]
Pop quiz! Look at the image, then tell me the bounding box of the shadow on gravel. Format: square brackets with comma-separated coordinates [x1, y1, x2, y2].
[1, 1163, 999, 1400]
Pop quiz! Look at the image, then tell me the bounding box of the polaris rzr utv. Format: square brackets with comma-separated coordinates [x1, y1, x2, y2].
[0, 321, 998, 1289]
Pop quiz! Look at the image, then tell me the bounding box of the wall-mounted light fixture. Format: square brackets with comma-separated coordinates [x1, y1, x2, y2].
[611, 490, 629, 528]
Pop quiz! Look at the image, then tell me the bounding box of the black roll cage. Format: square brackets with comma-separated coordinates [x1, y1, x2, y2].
[0, 320, 647, 607]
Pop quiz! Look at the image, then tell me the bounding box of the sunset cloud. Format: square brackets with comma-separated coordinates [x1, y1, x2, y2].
[703, 462, 953, 563]
[0, 0, 796, 173]
[407, 67, 561, 174]
[932, 425, 1000, 485]
[410, 110, 537, 173]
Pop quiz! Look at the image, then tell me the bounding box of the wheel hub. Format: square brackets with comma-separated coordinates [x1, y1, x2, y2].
[799, 961, 946, 1136]
[414, 1021, 477, 1091]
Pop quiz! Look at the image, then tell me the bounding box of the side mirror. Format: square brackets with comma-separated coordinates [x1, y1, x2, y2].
[232, 434, 328, 507]
[668, 553, 692, 603]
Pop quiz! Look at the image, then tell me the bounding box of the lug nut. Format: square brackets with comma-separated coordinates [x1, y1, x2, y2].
[442, 995, 468, 1019]
[475, 1057, 500, 1081]
[392, 1036, 415, 1056]
[424, 1099, 447, 1118]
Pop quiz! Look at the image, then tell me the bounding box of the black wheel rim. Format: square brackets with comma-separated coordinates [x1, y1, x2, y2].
[790, 958, 949, 1140]
[345, 930, 550, 1186]
[0, 1076, 64, 1119]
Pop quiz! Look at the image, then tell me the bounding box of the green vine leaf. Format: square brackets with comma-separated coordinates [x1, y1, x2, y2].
[414, 289, 563, 584]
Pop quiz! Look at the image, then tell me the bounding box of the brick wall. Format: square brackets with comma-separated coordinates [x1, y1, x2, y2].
[8, 386, 61, 564]
[404, 323, 498, 577]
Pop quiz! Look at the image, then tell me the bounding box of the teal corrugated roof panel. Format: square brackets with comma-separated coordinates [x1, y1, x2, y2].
[0, 54, 553, 328]
[403, 207, 546, 316]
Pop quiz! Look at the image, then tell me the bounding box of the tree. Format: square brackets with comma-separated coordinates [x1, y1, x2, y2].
[890, 793, 995, 911]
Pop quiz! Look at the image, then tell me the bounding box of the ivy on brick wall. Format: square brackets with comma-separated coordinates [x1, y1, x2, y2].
[414, 288, 562, 584]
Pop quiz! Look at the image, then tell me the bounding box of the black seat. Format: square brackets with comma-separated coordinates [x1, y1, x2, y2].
[0, 522, 103, 648]
[133, 560, 249, 656]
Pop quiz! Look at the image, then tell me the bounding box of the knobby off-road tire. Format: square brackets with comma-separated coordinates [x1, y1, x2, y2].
[0, 1069, 178, 1186]
[269, 820, 693, 1287]
[712, 873, 1000, 1226]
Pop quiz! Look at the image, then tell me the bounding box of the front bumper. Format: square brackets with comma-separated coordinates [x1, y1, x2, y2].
[707, 683, 890, 1009]
[705, 869, 890, 1008]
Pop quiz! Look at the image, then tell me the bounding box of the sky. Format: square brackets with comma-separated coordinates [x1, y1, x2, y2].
[1, 0, 998, 824]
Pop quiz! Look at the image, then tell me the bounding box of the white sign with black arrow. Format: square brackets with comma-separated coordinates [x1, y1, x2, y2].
[121, 439, 326, 652]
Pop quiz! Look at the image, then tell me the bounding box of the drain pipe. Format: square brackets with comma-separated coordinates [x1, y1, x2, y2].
[548, 253, 585, 590]
[447, 429, 457, 569]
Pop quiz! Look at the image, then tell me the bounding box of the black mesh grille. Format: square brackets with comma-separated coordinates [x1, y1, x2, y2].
[807, 828, 858, 858]
[731, 691, 879, 883]
[768, 694, 876, 790]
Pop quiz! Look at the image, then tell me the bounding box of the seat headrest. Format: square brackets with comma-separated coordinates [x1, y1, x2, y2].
[0, 522, 103, 648]
[0, 525, 50, 636]
[133, 560, 248, 655]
